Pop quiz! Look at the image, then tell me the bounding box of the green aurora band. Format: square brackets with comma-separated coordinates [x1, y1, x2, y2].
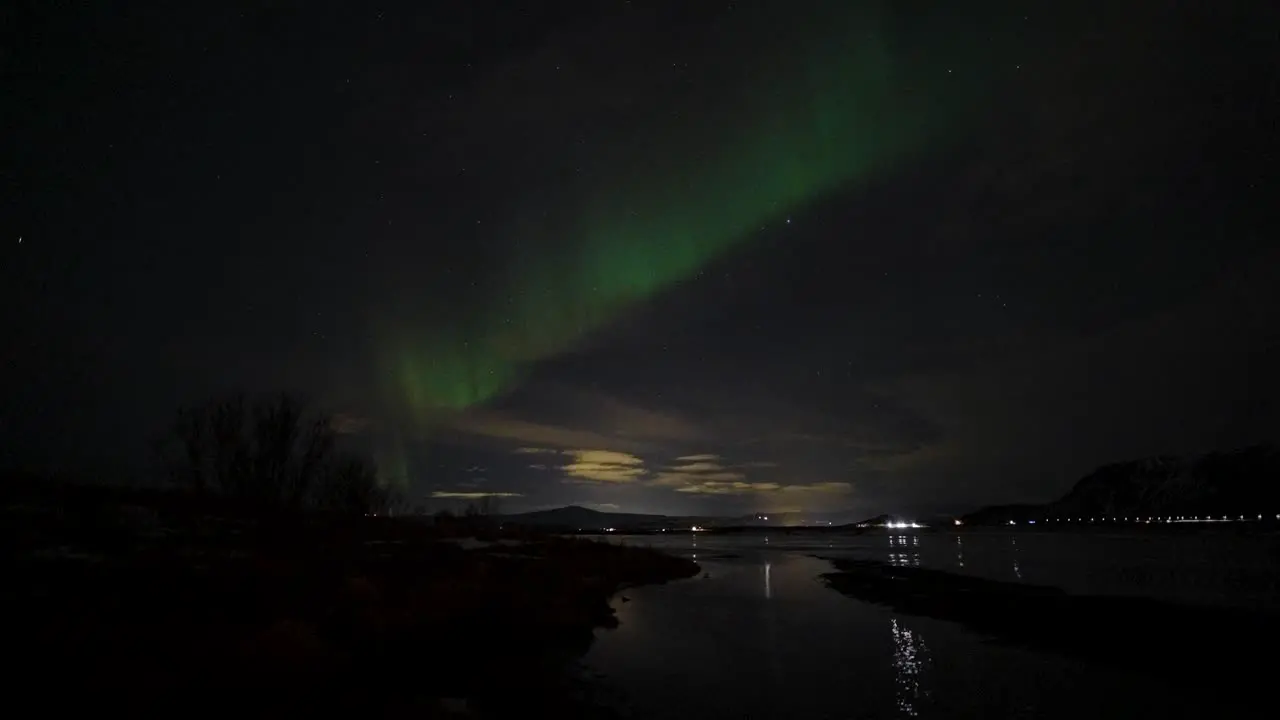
[383, 3, 1016, 424]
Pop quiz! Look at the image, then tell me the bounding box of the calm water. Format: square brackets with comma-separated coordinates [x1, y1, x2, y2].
[578, 530, 1278, 719]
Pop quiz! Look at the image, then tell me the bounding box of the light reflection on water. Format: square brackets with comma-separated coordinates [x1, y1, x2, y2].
[888, 534, 921, 568]
[584, 553, 911, 718]
[579, 532, 1273, 718]
[601, 529, 1280, 608]
[891, 617, 930, 717]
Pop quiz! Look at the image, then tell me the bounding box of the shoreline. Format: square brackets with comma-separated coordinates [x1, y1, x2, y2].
[2, 480, 699, 716]
[817, 556, 1279, 704]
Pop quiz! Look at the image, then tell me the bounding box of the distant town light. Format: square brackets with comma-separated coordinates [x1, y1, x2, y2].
[953, 519, 962, 526]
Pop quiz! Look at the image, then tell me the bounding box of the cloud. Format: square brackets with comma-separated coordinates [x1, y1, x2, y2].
[782, 481, 853, 494]
[742, 461, 779, 468]
[666, 461, 723, 472]
[650, 454, 853, 497]
[332, 414, 373, 435]
[570, 449, 644, 466]
[443, 385, 705, 455]
[430, 491, 524, 499]
[674, 480, 852, 496]
[561, 449, 646, 483]
[675, 481, 779, 494]
[563, 388, 705, 442]
[650, 454, 744, 488]
[445, 409, 649, 453]
[652, 470, 745, 486]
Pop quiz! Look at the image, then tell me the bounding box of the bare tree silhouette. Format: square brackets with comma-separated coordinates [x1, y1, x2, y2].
[160, 392, 385, 515]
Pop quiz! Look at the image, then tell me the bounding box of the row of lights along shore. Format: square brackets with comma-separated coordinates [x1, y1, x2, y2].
[1003, 514, 1280, 526]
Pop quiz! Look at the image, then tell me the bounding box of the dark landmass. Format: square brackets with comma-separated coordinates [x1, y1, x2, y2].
[695, 524, 881, 536]
[2, 477, 698, 717]
[501, 504, 692, 531]
[959, 503, 1050, 526]
[962, 444, 1280, 525]
[501, 505, 869, 533]
[852, 513, 893, 526]
[819, 557, 1279, 704]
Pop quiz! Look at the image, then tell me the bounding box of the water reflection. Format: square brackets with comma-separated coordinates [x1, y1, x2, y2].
[888, 534, 921, 568]
[1011, 536, 1022, 580]
[891, 617, 931, 717]
[584, 540, 1233, 719]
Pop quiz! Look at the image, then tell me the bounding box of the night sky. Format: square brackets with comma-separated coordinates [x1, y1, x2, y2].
[5, 1, 1278, 516]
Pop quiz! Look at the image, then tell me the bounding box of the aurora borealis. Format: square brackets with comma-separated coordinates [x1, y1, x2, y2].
[382, 2, 998, 419]
[9, 0, 1277, 516]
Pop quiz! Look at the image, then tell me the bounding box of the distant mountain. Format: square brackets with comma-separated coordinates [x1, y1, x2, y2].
[1052, 445, 1280, 518]
[501, 505, 683, 531]
[962, 445, 1280, 525]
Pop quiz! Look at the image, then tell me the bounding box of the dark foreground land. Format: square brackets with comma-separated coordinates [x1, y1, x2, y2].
[1, 479, 698, 717]
[819, 556, 1280, 706]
